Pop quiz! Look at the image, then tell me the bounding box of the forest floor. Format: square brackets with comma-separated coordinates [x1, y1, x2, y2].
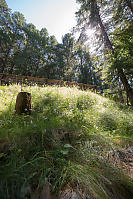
[109, 147, 133, 179]
[0, 84, 133, 199]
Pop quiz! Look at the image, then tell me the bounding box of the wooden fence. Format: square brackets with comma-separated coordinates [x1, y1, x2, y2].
[0, 73, 97, 92]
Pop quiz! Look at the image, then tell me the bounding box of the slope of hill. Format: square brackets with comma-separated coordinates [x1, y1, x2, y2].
[0, 84, 133, 199]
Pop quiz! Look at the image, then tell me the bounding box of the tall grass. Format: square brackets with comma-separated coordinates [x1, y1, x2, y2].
[0, 84, 133, 199]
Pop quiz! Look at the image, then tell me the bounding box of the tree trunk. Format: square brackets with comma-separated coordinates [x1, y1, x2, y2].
[9, 63, 15, 74]
[126, 0, 133, 14]
[96, 4, 133, 106]
[15, 92, 32, 115]
[117, 68, 133, 106]
[0, 59, 5, 73]
[0, 48, 10, 73]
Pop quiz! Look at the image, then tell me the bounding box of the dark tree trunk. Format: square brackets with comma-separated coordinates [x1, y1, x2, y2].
[0, 59, 5, 73]
[15, 92, 32, 115]
[0, 48, 10, 73]
[95, 3, 133, 106]
[117, 68, 133, 106]
[126, 0, 133, 14]
[9, 63, 15, 74]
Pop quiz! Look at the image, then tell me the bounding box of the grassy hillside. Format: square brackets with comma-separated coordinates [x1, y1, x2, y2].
[0, 84, 133, 199]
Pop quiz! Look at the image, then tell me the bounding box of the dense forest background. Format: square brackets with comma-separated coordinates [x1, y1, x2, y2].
[0, 0, 133, 104]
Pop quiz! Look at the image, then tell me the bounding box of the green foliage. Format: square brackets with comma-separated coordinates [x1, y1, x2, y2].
[113, 23, 133, 76]
[0, 2, 100, 87]
[0, 84, 133, 198]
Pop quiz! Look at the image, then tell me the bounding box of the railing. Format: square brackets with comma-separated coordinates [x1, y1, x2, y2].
[0, 73, 97, 92]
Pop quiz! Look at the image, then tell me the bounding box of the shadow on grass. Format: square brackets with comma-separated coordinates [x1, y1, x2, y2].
[97, 110, 133, 138]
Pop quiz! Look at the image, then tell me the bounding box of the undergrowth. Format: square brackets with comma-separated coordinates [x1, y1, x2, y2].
[0, 84, 133, 199]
